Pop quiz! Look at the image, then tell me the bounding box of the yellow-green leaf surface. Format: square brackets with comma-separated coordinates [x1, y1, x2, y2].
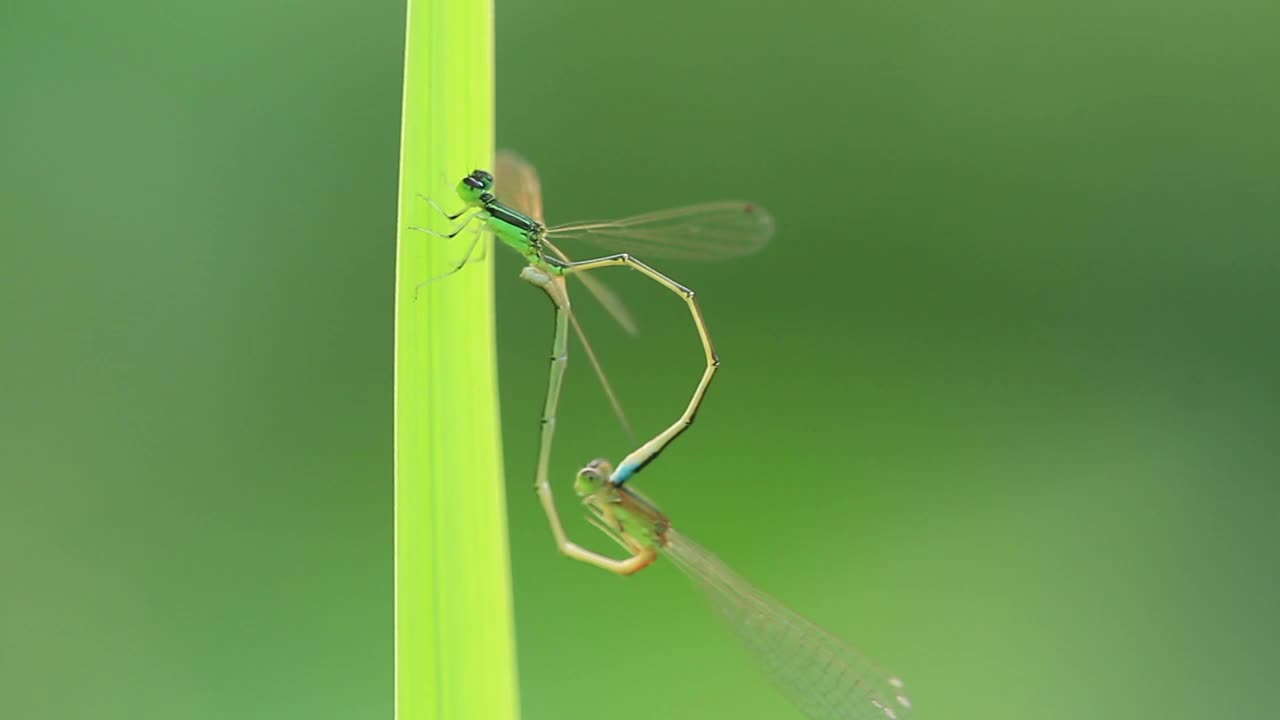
[394, 1, 517, 719]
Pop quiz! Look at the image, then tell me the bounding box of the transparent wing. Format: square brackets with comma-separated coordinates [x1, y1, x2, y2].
[496, 150, 640, 335]
[558, 275, 635, 441]
[494, 150, 545, 224]
[665, 531, 914, 720]
[548, 202, 774, 261]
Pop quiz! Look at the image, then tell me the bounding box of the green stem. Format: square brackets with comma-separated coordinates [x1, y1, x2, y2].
[394, 1, 517, 719]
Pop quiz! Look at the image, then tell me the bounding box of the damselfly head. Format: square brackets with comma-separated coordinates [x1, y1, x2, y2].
[574, 458, 615, 497]
[456, 169, 495, 204]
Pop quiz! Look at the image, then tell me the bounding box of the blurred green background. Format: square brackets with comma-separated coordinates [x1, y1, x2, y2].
[4, 0, 1278, 718]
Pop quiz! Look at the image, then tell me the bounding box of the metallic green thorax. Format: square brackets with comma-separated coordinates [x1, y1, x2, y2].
[456, 169, 564, 273]
[575, 459, 670, 551]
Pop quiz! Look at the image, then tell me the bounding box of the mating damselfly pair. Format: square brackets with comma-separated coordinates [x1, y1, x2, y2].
[413, 152, 913, 720]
